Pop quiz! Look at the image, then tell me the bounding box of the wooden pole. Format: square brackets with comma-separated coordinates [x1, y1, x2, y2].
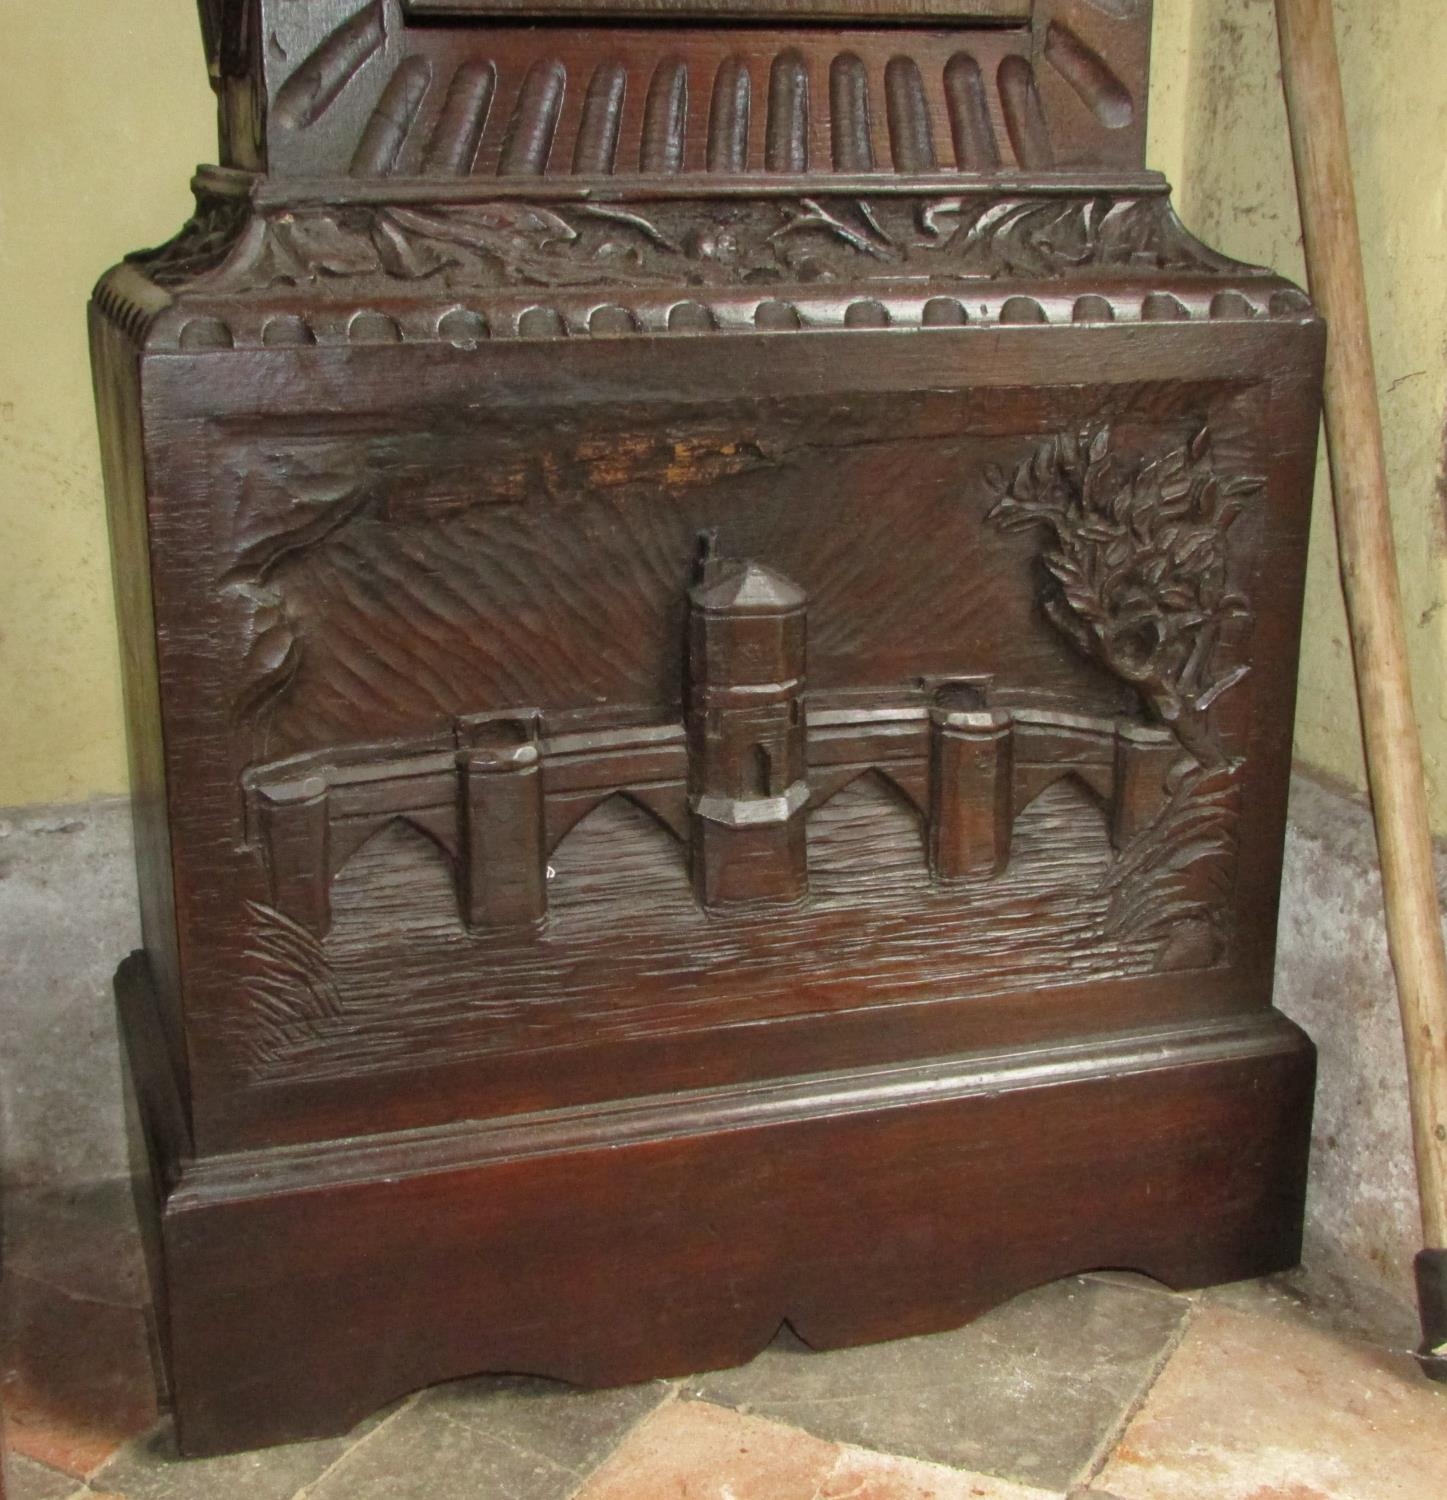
[1274, 0, 1447, 1373]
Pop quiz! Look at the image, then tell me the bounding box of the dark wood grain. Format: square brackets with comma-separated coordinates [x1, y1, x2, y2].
[94, 0, 1321, 1456]
[130, 969, 1313, 1456]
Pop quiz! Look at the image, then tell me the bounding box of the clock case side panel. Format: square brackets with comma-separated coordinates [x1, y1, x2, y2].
[90, 309, 192, 1158]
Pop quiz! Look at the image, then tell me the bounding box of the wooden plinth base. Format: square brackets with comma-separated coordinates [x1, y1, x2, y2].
[118, 955, 1315, 1458]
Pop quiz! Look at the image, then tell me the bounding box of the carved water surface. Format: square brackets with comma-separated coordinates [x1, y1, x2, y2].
[232, 776, 1159, 1081]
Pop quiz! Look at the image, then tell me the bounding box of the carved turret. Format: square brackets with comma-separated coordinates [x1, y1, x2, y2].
[687, 557, 809, 911]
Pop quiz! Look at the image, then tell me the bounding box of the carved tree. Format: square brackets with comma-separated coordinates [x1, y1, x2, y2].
[224, 442, 377, 727]
[986, 424, 1260, 769]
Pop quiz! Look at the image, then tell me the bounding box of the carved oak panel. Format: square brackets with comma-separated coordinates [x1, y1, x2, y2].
[119, 331, 1317, 1149]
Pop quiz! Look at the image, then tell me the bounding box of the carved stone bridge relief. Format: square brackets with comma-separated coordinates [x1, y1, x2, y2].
[247, 555, 1180, 942]
[240, 421, 1254, 978]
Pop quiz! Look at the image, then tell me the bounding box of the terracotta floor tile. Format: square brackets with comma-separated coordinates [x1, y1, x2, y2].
[0, 1271, 159, 1480]
[573, 1400, 1063, 1500]
[825, 1446, 1063, 1500]
[1096, 1303, 1447, 1500]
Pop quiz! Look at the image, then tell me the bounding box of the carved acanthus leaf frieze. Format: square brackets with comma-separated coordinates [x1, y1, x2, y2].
[157, 193, 1241, 297]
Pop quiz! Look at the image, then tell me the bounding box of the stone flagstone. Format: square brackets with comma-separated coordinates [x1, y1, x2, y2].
[3, 1450, 87, 1500]
[296, 1374, 668, 1500]
[683, 1276, 1189, 1491]
[91, 1412, 401, 1500]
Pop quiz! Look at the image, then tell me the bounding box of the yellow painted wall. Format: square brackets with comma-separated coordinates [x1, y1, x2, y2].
[0, 3, 214, 806]
[1167, 0, 1447, 824]
[2, 2, 1444, 825]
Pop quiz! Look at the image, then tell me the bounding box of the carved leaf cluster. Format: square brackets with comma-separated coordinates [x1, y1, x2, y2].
[912, 195, 1237, 278]
[986, 424, 1260, 767]
[130, 190, 254, 289]
[229, 581, 302, 724]
[242, 204, 607, 289]
[1102, 759, 1241, 968]
[224, 443, 377, 726]
[237, 900, 344, 1073]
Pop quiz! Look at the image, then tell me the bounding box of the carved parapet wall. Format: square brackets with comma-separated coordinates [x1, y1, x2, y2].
[245, 692, 1184, 938]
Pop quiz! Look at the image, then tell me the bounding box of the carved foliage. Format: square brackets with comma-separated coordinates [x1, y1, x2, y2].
[224, 443, 378, 724]
[130, 190, 255, 289]
[985, 422, 1261, 968]
[182, 193, 1235, 296]
[1101, 760, 1240, 969]
[986, 424, 1259, 770]
[237, 900, 345, 1072]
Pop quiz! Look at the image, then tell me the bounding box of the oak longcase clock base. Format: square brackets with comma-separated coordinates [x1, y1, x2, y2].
[120, 953, 1313, 1458]
[98, 0, 1325, 1457]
